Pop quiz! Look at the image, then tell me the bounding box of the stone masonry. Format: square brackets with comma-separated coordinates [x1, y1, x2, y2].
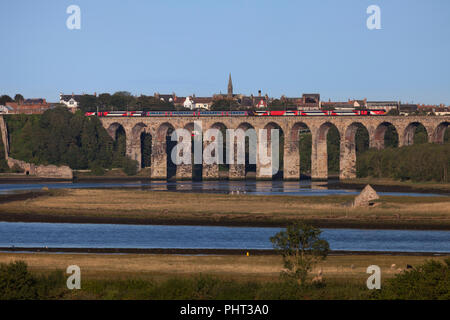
[100, 116, 449, 180]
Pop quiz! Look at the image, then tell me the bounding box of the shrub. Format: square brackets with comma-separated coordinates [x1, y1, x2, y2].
[122, 158, 139, 176]
[90, 163, 106, 176]
[0, 261, 39, 300]
[0, 261, 66, 300]
[373, 259, 450, 300]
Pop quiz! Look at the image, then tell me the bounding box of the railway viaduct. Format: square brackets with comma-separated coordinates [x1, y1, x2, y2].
[100, 116, 449, 181]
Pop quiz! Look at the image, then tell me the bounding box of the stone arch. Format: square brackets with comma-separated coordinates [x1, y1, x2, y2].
[203, 122, 228, 180]
[284, 122, 311, 180]
[433, 121, 450, 144]
[126, 123, 148, 168]
[312, 122, 340, 180]
[228, 122, 256, 180]
[402, 122, 429, 146]
[107, 123, 127, 164]
[139, 128, 152, 169]
[175, 122, 199, 180]
[372, 122, 399, 149]
[151, 122, 176, 180]
[258, 122, 284, 179]
[106, 122, 125, 141]
[340, 122, 369, 179]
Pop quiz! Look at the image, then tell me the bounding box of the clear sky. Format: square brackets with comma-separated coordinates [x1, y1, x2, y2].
[1, 0, 449, 104]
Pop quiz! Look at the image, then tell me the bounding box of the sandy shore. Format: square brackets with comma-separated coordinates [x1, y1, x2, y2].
[0, 189, 449, 230]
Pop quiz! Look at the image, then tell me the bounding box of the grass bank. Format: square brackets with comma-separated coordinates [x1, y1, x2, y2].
[0, 253, 448, 300]
[0, 189, 449, 229]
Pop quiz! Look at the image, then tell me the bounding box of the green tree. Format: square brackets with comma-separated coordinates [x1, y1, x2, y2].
[14, 94, 24, 104]
[210, 99, 239, 111]
[270, 223, 330, 286]
[0, 95, 13, 105]
[78, 94, 98, 113]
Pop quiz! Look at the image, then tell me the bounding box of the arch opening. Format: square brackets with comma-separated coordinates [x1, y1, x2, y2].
[208, 122, 228, 180]
[373, 122, 399, 149]
[229, 122, 256, 180]
[314, 122, 340, 180]
[285, 122, 311, 180]
[403, 122, 429, 146]
[154, 122, 176, 180]
[261, 122, 284, 180]
[433, 122, 450, 144]
[112, 125, 126, 167]
[140, 131, 152, 169]
[341, 122, 369, 180]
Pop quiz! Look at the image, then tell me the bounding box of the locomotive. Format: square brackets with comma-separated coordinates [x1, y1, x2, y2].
[84, 109, 387, 117]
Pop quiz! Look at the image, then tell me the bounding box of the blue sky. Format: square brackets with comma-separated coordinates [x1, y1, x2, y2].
[1, 0, 449, 104]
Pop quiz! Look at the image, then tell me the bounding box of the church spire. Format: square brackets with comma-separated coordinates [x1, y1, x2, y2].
[227, 73, 233, 98]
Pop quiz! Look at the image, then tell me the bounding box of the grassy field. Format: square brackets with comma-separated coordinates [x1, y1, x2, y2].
[1, 252, 448, 300]
[0, 189, 449, 229]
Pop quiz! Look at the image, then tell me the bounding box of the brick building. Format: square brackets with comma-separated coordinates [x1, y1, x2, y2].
[6, 99, 50, 114]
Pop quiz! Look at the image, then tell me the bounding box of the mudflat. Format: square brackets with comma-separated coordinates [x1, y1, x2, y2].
[0, 189, 449, 229]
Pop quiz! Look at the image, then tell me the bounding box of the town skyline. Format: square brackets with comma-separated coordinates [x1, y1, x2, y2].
[1, 1, 450, 105]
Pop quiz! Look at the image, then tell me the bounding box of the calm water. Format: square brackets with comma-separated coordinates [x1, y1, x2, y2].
[0, 222, 449, 253]
[0, 180, 444, 197]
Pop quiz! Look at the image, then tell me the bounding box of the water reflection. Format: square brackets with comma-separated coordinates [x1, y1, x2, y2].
[0, 180, 444, 197]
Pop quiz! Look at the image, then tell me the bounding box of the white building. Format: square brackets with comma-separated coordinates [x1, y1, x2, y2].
[0, 105, 13, 114]
[60, 93, 82, 111]
[184, 96, 195, 110]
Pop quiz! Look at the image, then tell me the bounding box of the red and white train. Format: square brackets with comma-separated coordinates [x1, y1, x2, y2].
[85, 109, 387, 117]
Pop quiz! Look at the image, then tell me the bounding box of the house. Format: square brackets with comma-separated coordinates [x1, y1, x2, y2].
[348, 98, 367, 109]
[184, 96, 195, 110]
[367, 101, 399, 112]
[0, 105, 13, 114]
[60, 93, 84, 111]
[154, 93, 185, 107]
[193, 97, 214, 110]
[6, 99, 50, 114]
[399, 104, 418, 114]
[297, 94, 320, 110]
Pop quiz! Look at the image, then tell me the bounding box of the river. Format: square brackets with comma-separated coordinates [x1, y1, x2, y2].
[0, 222, 449, 253]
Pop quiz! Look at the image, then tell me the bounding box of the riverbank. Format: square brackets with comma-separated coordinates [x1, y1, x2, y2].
[334, 178, 450, 195]
[0, 189, 449, 230]
[1, 252, 448, 300]
[1, 252, 447, 282]
[1, 247, 448, 256]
